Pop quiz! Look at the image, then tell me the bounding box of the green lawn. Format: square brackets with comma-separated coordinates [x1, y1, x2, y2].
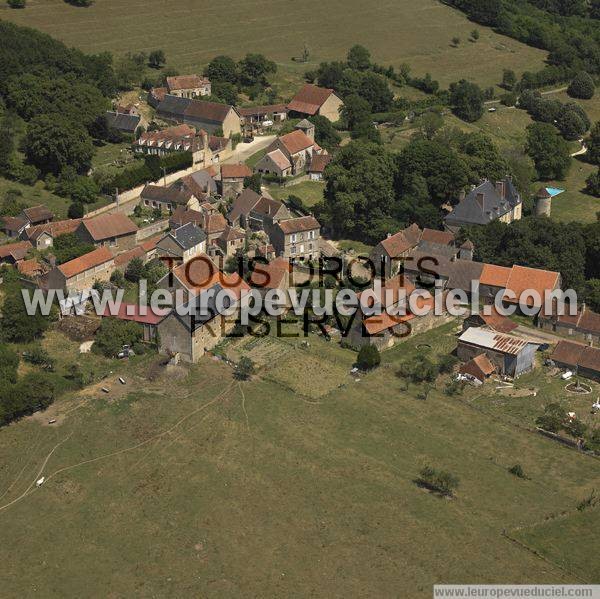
[267, 180, 325, 207]
[1, 322, 597, 596]
[3, 0, 546, 93]
[245, 148, 266, 169]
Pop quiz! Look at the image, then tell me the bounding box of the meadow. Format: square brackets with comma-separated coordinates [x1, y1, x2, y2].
[2, 0, 547, 90]
[0, 321, 598, 596]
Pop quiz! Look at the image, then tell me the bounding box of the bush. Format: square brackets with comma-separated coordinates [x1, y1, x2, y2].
[438, 354, 458, 374]
[417, 465, 459, 497]
[0, 344, 19, 384]
[23, 346, 54, 370]
[110, 269, 126, 287]
[0, 373, 56, 426]
[567, 72, 595, 100]
[398, 355, 438, 383]
[585, 168, 600, 197]
[125, 257, 145, 283]
[8, 0, 26, 8]
[357, 344, 381, 371]
[68, 202, 84, 219]
[0, 291, 51, 343]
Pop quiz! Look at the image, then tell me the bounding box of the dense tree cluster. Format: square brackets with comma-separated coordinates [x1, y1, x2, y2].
[93, 318, 143, 358]
[525, 122, 572, 180]
[316, 128, 513, 243]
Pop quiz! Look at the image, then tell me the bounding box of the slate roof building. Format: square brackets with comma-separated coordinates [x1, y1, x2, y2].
[105, 111, 142, 135]
[444, 178, 523, 232]
[156, 222, 207, 262]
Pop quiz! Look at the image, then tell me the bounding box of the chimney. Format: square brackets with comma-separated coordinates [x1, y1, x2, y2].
[476, 193, 485, 209]
[495, 180, 505, 199]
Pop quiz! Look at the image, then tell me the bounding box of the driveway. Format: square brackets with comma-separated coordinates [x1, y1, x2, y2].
[223, 135, 275, 164]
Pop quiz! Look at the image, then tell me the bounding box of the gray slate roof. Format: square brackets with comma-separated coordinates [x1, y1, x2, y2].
[177, 283, 230, 332]
[445, 178, 521, 227]
[171, 222, 207, 250]
[156, 95, 192, 119]
[105, 111, 141, 133]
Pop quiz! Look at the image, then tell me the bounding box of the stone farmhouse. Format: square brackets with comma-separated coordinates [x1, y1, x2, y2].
[256, 126, 324, 177]
[307, 154, 332, 181]
[2, 204, 55, 239]
[44, 246, 115, 293]
[105, 111, 143, 136]
[0, 240, 32, 265]
[21, 218, 83, 250]
[155, 95, 241, 137]
[166, 75, 211, 99]
[444, 177, 523, 232]
[238, 104, 288, 134]
[551, 340, 600, 382]
[538, 303, 600, 346]
[75, 213, 138, 254]
[141, 185, 200, 213]
[287, 84, 343, 122]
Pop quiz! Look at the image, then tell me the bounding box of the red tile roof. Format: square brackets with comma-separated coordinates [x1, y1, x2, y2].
[25, 218, 82, 242]
[459, 354, 496, 381]
[288, 84, 337, 115]
[0, 240, 32, 261]
[237, 104, 288, 117]
[102, 302, 170, 325]
[220, 163, 252, 179]
[1, 216, 27, 232]
[379, 224, 422, 257]
[278, 130, 314, 155]
[249, 257, 291, 289]
[58, 246, 113, 279]
[204, 212, 227, 234]
[81, 213, 138, 241]
[167, 75, 209, 91]
[308, 154, 331, 173]
[503, 264, 560, 307]
[22, 205, 53, 224]
[278, 215, 320, 235]
[421, 228, 455, 246]
[479, 264, 512, 288]
[17, 258, 44, 277]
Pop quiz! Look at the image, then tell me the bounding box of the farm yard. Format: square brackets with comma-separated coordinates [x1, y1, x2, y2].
[2, 0, 547, 90]
[0, 321, 599, 596]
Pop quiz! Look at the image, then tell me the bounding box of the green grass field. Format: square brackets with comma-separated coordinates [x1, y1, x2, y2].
[2, 0, 546, 90]
[0, 321, 598, 596]
[267, 180, 325, 207]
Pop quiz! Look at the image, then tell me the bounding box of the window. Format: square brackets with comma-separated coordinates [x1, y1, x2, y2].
[290, 234, 297, 243]
[291, 245, 296, 254]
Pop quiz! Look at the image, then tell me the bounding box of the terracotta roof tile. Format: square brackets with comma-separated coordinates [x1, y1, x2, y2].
[288, 84, 337, 115]
[102, 302, 170, 325]
[58, 246, 113, 279]
[503, 264, 560, 307]
[278, 215, 320, 235]
[221, 163, 252, 179]
[278, 130, 314, 155]
[81, 213, 137, 242]
[421, 228, 455, 246]
[0, 240, 32, 260]
[479, 264, 512, 288]
[308, 154, 331, 173]
[22, 205, 53, 224]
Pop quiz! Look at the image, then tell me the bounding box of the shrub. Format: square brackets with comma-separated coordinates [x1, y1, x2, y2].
[567, 72, 595, 100]
[508, 464, 526, 479]
[438, 354, 458, 374]
[417, 465, 459, 497]
[68, 202, 84, 219]
[125, 257, 145, 283]
[235, 356, 255, 380]
[356, 344, 381, 371]
[110, 269, 126, 287]
[23, 346, 54, 370]
[8, 0, 26, 8]
[0, 291, 50, 343]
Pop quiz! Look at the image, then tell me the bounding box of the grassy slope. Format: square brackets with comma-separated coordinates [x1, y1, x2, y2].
[267, 180, 325, 207]
[2, 0, 546, 90]
[0, 323, 598, 596]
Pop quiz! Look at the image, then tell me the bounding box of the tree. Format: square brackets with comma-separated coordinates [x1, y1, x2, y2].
[452, 36, 461, 47]
[0, 112, 15, 175]
[211, 81, 239, 105]
[585, 168, 600, 197]
[501, 69, 517, 90]
[567, 71, 595, 100]
[356, 345, 381, 370]
[347, 44, 371, 70]
[525, 122, 571, 180]
[471, 29, 480, 41]
[0, 344, 19, 384]
[557, 109, 587, 140]
[235, 356, 255, 380]
[207, 55, 238, 84]
[340, 94, 371, 131]
[0, 290, 50, 343]
[238, 53, 276, 87]
[68, 202, 84, 219]
[536, 403, 567, 433]
[418, 466, 459, 497]
[24, 114, 94, 175]
[449, 79, 484, 122]
[125, 257, 145, 283]
[7, 0, 26, 7]
[587, 121, 600, 165]
[148, 49, 166, 69]
[93, 318, 143, 358]
[110, 269, 126, 287]
[356, 71, 393, 112]
[308, 115, 341, 151]
[414, 111, 444, 140]
[52, 232, 94, 264]
[244, 173, 262, 194]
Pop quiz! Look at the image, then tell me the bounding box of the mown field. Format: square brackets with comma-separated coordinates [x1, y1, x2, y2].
[2, 0, 546, 90]
[0, 321, 598, 597]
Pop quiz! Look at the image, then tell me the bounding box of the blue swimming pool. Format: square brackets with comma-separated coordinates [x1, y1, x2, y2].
[545, 187, 565, 197]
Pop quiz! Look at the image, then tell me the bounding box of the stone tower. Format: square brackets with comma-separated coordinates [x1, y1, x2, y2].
[534, 187, 552, 217]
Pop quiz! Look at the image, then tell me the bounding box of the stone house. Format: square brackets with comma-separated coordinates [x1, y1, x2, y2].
[216, 225, 245, 256]
[550, 340, 600, 382]
[538, 304, 600, 346]
[287, 84, 343, 122]
[155, 223, 207, 263]
[260, 128, 323, 176]
[105, 111, 143, 136]
[101, 303, 169, 342]
[141, 185, 200, 213]
[270, 215, 320, 260]
[457, 328, 538, 378]
[220, 163, 253, 198]
[0, 240, 32, 265]
[227, 188, 290, 230]
[307, 154, 331, 181]
[75, 213, 138, 255]
[444, 178, 523, 232]
[44, 246, 115, 292]
[22, 205, 54, 226]
[254, 149, 293, 178]
[166, 75, 211, 99]
[238, 104, 288, 134]
[21, 218, 82, 250]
